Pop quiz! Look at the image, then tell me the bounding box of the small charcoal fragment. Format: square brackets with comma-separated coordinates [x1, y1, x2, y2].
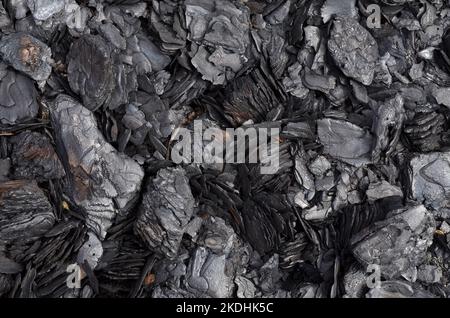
[410, 152, 450, 214]
[0, 180, 55, 243]
[0, 63, 38, 124]
[134, 167, 195, 259]
[352, 205, 435, 280]
[317, 118, 373, 166]
[328, 17, 379, 85]
[67, 35, 114, 111]
[11, 131, 65, 181]
[0, 32, 52, 82]
[366, 281, 436, 298]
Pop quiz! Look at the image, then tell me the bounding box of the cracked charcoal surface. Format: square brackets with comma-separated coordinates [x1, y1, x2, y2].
[328, 17, 379, 85]
[2, 0, 450, 300]
[0, 180, 55, 243]
[51, 94, 144, 239]
[11, 130, 65, 181]
[134, 167, 195, 260]
[0, 32, 52, 82]
[0, 63, 38, 124]
[352, 205, 435, 280]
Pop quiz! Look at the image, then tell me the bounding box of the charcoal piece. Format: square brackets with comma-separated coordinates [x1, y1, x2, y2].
[294, 147, 315, 199]
[149, 0, 186, 53]
[185, 247, 234, 298]
[223, 65, 285, 126]
[309, 155, 331, 177]
[282, 62, 309, 99]
[365, 181, 403, 202]
[26, 0, 65, 20]
[328, 17, 379, 85]
[264, 0, 290, 25]
[106, 60, 138, 110]
[432, 87, 450, 108]
[371, 94, 405, 162]
[235, 276, 256, 298]
[365, 280, 436, 298]
[134, 167, 195, 259]
[258, 254, 282, 294]
[122, 104, 147, 131]
[0, 180, 55, 243]
[279, 234, 308, 269]
[0, 1, 11, 28]
[0, 159, 10, 182]
[51, 95, 144, 238]
[197, 216, 238, 255]
[0, 32, 52, 82]
[321, 0, 358, 23]
[342, 264, 366, 298]
[0, 254, 22, 274]
[161, 69, 208, 109]
[67, 35, 114, 111]
[185, 0, 251, 84]
[352, 205, 435, 280]
[0, 274, 12, 296]
[241, 198, 280, 255]
[191, 46, 231, 85]
[99, 22, 126, 50]
[127, 33, 171, 74]
[416, 265, 442, 284]
[185, 216, 247, 298]
[404, 109, 445, 152]
[186, 0, 249, 54]
[7, 0, 29, 19]
[317, 118, 373, 166]
[410, 152, 450, 213]
[10, 131, 65, 181]
[0, 63, 38, 124]
[252, 26, 289, 79]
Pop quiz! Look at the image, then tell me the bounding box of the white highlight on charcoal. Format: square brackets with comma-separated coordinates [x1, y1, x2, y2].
[171, 120, 280, 174]
[66, 263, 83, 289]
[366, 264, 381, 289]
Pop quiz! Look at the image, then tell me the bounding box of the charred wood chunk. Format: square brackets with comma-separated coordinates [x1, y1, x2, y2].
[0, 273, 13, 296]
[150, 0, 187, 53]
[134, 167, 195, 259]
[410, 152, 450, 214]
[67, 35, 114, 111]
[0, 1, 11, 28]
[366, 280, 436, 298]
[224, 67, 285, 126]
[0, 180, 55, 243]
[185, 0, 251, 85]
[317, 118, 373, 167]
[51, 94, 144, 238]
[0, 63, 38, 124]
[371, 94, 405, 162]
[0, 32, 52, 82]
[328, 17, 379, 85]
[185, 247, 234, 298]
[352, 205, 435, 280]
[11, 131, 65, 181]
[128, 33, 171, 75]
[185, 216, 245, 298]
[27, 0, 65, 21]
[241, 199, 279, 255]
[404, 110, 445, 152]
